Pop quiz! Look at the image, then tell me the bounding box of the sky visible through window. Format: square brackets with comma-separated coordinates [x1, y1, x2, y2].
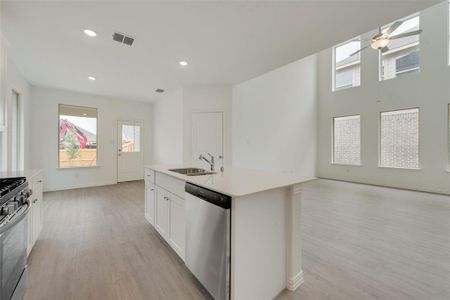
[60, 115, 97, 135]
[335, 40, 360, 64]
[383, 16, 419, 36]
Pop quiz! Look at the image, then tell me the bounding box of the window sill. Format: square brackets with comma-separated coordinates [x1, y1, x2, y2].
[378, 165, 421, 171]
[333, 84, 360, 92]
[57, 165, 101, 170]
[330, 163, 362, 167]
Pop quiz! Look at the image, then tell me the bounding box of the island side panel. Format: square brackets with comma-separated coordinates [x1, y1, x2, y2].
[230, 187, 287, 300]
[286, 184, 304, 290]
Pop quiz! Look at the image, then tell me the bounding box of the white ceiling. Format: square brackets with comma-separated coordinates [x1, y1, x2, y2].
[1, 0, 440, 102]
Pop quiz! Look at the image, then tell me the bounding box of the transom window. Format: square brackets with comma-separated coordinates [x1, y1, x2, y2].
[380, 15, 420, 81]
[333, 115, 361, 165]
[333, 38, 361, 90]
[380, 108, 419, 169]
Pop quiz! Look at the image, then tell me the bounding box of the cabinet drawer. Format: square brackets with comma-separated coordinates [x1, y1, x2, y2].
[144, 169, 155, 183]
[155, 172, 185, 199]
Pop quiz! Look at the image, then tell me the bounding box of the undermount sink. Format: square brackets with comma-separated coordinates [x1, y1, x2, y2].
[168, 168, 216, 176]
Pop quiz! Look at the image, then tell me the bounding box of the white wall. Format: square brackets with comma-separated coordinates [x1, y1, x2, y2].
[152, 88, 183, 165]
[6, 58, 31, 170]
[152, 85, 233, 166]
[182, 85, 232, 166]
[232, 54, 317, 177]
[30, 86, 153, 191]
[317, 2, 450, 194]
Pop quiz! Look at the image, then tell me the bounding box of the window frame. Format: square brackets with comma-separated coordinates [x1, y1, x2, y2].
[331, 114, 362, 166]
[379, 13, 421, 82]
[448, 104, 450, 170]
[378, 107, 421, 170]
[58, 104, 99, 169]
[332, 37, 362, 92]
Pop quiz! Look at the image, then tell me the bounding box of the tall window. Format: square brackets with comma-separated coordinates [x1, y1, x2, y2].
[11, 90, 22, 171]
[448, 2, 450, 65]
[333, 38, 361, 90]
[380, 108, 419, 169]
[380, 15, 420, 81]
[58, 105, 97, 168]
[333, 115, 361, 165]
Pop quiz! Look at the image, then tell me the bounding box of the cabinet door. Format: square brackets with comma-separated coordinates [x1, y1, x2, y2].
[168, 192, 186, 260]
[145, 182, 156, 225]
[27, 177, 43, 255]
[155, 187, 169, 239]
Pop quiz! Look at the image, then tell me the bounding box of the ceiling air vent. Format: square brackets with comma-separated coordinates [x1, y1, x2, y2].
[112, 32, 134, 46]
[155, 89, 165, 93]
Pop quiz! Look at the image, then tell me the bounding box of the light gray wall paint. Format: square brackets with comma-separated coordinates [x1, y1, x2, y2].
[6, 58, 31, 170]
[152, 85, 233, 166]
[152, 88, 184, 165]
[232, 54, 317, 177]
[182, 85, 232, 166]
[30, 86, 153, 191]
[317, 1, 450, 194]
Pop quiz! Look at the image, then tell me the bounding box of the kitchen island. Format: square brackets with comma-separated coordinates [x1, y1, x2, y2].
[144, 165, 315, 300]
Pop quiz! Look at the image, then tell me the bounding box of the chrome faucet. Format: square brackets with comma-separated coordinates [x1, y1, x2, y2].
[199, 153, 215, 171]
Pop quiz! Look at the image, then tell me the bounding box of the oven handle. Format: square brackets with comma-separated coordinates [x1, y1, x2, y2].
[0, 201, 31, 235]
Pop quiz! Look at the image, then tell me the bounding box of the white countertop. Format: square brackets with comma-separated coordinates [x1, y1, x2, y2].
[145, 165, 315, 197]
[0, 169, 43, 180]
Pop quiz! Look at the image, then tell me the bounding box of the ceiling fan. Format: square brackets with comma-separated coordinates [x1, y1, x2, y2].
[350, 20, 422, 57]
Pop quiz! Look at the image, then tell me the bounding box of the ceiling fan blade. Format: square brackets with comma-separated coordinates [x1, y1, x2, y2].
[349, 46, 368, 57]
[385, 20, 403, 35]
[380, 46, 389, 53]
[389, 29, 423, 40]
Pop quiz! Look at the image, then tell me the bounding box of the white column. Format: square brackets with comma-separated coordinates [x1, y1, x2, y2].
[286, 183, 304, 291]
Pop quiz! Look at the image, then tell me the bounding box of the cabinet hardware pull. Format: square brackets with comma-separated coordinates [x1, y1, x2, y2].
[37, 180, 43, 183]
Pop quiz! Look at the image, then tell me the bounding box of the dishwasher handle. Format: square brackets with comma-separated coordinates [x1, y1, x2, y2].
[185, 183, 231, 209]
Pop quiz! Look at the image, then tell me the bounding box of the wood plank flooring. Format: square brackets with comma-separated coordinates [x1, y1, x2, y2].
[25, 179, 450, 300]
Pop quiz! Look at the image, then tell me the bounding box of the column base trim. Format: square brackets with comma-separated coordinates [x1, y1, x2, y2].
[287, 270, 304, 291]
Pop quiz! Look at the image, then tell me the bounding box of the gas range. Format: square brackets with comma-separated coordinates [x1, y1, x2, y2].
[0, 177, 31, 226]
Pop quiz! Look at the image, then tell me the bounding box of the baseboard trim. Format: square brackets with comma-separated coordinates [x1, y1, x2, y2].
[287, 270, 304, 291]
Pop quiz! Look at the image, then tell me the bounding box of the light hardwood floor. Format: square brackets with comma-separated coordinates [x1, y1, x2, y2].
[25, 179, 450, 300]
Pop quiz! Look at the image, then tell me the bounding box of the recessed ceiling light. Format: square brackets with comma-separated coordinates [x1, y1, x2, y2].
[84, 29, 97, 37]
[88, 76, 96, 81]
[179, 61, 188, 67]
[82, 113, 87, 116]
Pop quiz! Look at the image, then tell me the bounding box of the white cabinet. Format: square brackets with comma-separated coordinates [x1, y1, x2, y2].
[144, 168, 186, 261]
[144, 182, 156, 225]
[27, 172, 44, 255]
[155, 186, 170, 239]
[168, 191, 185, 260]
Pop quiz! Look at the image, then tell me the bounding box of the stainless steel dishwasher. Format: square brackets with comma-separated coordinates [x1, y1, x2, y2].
[185, 183, 231, 300]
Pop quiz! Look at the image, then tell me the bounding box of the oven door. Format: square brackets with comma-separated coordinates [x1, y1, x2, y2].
[0, 204, 30, 300]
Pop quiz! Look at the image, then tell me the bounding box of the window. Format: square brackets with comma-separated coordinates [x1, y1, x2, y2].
[380, 15, 420, 81]
[333, 38, 361, 90]
[380, 108, 419, 169]
[59, 105, 97, 168]
[11, 90, 23, 171]
[333, 115, 361, 165]
[121, 125, 141, 152]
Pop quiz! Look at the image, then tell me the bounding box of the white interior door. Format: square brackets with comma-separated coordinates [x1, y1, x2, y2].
[118, 121, 144, 182]
[191, 112, 223, 167]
